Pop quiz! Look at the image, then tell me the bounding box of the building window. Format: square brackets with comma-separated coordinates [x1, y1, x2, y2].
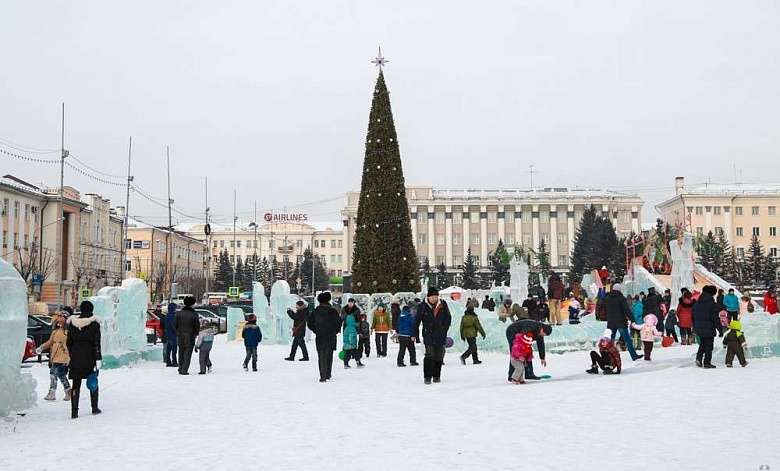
[314, 239, 319, 248]
[696, 227, 704, 236]
[24, 204, 29, 221]
[13, 201, 19, 219]
[219, 240, 224, 248]
[453, 233, 461, 245]
[23, 234, 29, 249]
[212, 240, 217, 248]
[471, 233, 480, 244]
[330, 240, 336, 248]
[268, 240, 274, 249]
[337, 254, 343, 263]
[557, 233, 567, 245]
[452, 212, 462, 224]
[436, 234, 445, 245]
[713, 206, 721, 215]
[1, 198, 7, 216]
[435, 255, 444, 265]
[771, 227, 777, 237]
[229, 255, 235, 263]
[752, 206, 759, 216]
[417, 211, 426, 224]
[505, 211, 514, 223]
[472, 256, 480, 266]
[470, 212, 479, 223]
[125, 239, 133, 249]
[735, 206, 743, 216]
[330, 255, 336, 263]
[320, 240, 325, 247]
[715, 227, 724, 236]
[487, 233, 497, 245]
[337, 269, 342, 276]
[695, 207, 703, 216]
[541, 233, 550, 245]
[736, 247, 745, 259]
[770, 206, 777, 216]
[237, 240, 241, 248]
[736, 227, 743, 237]
[418, 233, 427, 245]
[125, 260, 131, 271]
[13, 232, 18, 249]
[435, 212, 445, 224]
[1, 230, 5, 248]
[753, 227, 760, 237]
[558, 255, 568, 267]
[338, 240, 343, 248]
[705, 206, 711, 213]
[506, 234, 514, 245]
[453, 256, 462, 267]
[418, 256, 427, 265]
[770, 247, 778, 258]
[487, 212, 497, 223]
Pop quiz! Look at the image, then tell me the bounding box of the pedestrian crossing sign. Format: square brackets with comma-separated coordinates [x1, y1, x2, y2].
[228, 286, 239, 297]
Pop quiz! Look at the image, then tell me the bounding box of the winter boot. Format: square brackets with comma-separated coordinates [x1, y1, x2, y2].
[63, 389, 72, 401]
[284, 357, 295, 361]
[696, 359, 703, 368]
[424, 378, 432, 385]
[90, 389, 101, 415]
[703, 363, 716, 369]
[585, 366, 599, 374]
[357, 361, 365, 367]
[433, 377, 441, 383]
[44, 389, 56, 401]
[70, 387, 79, 419]
[460, 357, 466, 365]
[473, 359, 482, 365]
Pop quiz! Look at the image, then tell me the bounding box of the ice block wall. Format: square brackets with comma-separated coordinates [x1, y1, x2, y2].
[267, 280, 297, 344]
[509, 258, 529, 303]
[227, 307, 244, 341]
[711, 312, 780, 361]
[0, 258, 36, 417]
[92, 277, 148, 355]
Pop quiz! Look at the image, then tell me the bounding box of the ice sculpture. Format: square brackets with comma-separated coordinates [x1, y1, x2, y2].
[227, 307, 244, 341]
[0, 258, 37, 417]
[267, 280, 298, 344]
[509, 257, 529, 303]
[252, 281, 269, 319]
[89, 277, 158, 368]
[622, 266, 665, 298]
[669, 234, 695, 309]
[580, 272, 600, 300]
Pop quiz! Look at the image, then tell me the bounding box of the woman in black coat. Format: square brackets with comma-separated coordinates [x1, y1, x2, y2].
[66, 300, 102, 418]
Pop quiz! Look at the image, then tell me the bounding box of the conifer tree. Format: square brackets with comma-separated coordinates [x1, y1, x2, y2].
[436, 262, 448, 289]
[744, 235, 765, 284]
[489, 239, 510, 286]
[214, 249, 233, 291]
[714, 233, 736, 282]
[235, 257, 244, 291]
[352, 69, 419, 293]
[536, 239, 551, 280]
[461, 248, 478, 289]
[569, 205, 598, 282]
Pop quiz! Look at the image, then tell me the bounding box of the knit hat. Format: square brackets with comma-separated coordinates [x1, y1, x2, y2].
[703, 285, 717, 296]
[347, 297, 356, 303]
[427, 287, 439, 297]
[317, 292, 331, 304]
[296, 300, 305, 306]
[183, 296, 196, 307]
[541, 324, 552, 336]
[79, 300, 94, 317]
[602, 328, 612, 339]
[612, 283, 622, 292]
[247, 314, 257, 323]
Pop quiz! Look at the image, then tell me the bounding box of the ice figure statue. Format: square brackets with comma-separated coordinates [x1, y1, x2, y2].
[0, 258, 36, 417]
[669, 234, 695, 310]
[252, 281, 269, 319]
[227, 307, 244, 341]
[509, 257, 529, 303]
[92, 278, 148, 356]
[268, 280, 297, 345]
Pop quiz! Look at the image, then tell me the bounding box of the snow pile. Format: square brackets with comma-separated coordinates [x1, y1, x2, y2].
[0, 258, 36, 417]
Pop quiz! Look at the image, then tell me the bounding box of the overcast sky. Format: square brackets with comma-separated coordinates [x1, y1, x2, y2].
[1, 0, 778, 226]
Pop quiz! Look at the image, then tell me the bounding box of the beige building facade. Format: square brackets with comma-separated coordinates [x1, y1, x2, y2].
[657, 177, 780, 260]
[77, 194, 124, 293]
[342, 185, 643, 271]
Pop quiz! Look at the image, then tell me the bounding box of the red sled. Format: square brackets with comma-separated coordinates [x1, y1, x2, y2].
[661, 336, 674, 348]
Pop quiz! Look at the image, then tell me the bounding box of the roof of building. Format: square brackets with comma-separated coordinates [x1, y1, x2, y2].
[676, 182, 780, 197]
[431, 187, 641, 200]
[175, 220, 343, 234]
[1, 174, 44, 195]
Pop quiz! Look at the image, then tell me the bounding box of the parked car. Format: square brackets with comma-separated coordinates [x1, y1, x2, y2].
[146, 310, 163, 344]
[194, 309, 226, 333]
[27, 315, 53, 362]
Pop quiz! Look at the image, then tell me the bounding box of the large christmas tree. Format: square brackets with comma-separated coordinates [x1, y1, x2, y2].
[352, 63, 419, 294]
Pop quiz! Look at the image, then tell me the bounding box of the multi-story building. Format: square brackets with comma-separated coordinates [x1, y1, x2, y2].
[657, 177, 780, 261]
[125, 220, 207, 300]
[181, 220, 347, 278]
[1, 174, 47, 290]
[77, 194, 124, 292]
[342, 185, 644, 272]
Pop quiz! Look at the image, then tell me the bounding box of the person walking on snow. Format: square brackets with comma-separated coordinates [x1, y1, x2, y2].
[459, 306, 486, 365]
[242, 314, 262, 371]
[372, 303, 392, 357]
[396, 305, 418, 367]
[66, 301, 102, 419]
[307, 292, 342, 382]
[38, 308, 71, 401]
[693, 285, 724, 368]
[163, 302, 178, 367]
[358, 312, 371, 359]
[677, 289, 695, 345]
[285, 300, 309, 361]
[415, 287, 452, 384]
[722, 319, 748, 367]
[630, 314, 662, 361]
[342, 304, 364, 368]
[547, 273, 565, 325]
[586, 329, 622, 375]
[174, 296, 200, 375]
[195, 320, 216, 374]
[505, 319, 552, 381]
[606, 284, 643, 361]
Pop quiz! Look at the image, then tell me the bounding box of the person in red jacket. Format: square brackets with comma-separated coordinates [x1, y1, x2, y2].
[676, 289, 696, 344]
[586, 329, 622, 375]
[764, 286, 778, 314]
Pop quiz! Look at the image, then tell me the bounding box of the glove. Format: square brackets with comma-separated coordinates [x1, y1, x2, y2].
[95, 360, 102, 371]
[35, 347, 42, 355]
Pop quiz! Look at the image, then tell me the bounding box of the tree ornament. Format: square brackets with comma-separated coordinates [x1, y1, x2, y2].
[372, 280, 378, 285]
[392, 279, 397, 284]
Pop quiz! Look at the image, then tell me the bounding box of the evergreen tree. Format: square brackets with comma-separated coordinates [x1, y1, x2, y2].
[697, 231, 718, 271]
[763, 250, 779, 286]
[300, 248, 330, 294]
[535, 239, 551, 280]
[436, 262, 448, 289]
[714, 233, 736, 282]
[568, 205, 599, 282]
[351, 69, 419, 294]
[214, 249, 233, 291]
[489, 239, 510, 286]
[234, 257, 244, 291]
[270, 257, 282, 285]
[744, 235, 765, 284]
[420, 257, 432, 286]
[595, 216, 624, 280]
[461, 248, 478, 289]
[258, 257, 271, 297]
[288, 259, 300, 293]
[244, 253, 258, 288]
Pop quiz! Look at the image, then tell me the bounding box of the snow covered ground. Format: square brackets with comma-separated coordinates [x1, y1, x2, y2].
[1, 338, 778, 471]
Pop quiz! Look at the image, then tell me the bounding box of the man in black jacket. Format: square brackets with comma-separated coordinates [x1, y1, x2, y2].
[285, 300, 309, 361]
[174, 296, 200, 375]
[693, 285, 724, 368]
[415, 287, 452, 384]
[606, 284, 643, 361]
[307, 292, 342, 382]
[505, 319, 552, 381]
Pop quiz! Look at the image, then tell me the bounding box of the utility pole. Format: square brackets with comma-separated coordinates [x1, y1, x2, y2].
[232, 189, 237, 286]
[57, 103, 67, 306]
[529, 164, 536, 189]
[253, 200, 258, 282]
[120, 136, 133, 282]
[205, 176, 210, 295]
[166, 146, 173, 301]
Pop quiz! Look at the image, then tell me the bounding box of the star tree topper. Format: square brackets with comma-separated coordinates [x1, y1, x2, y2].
[371, 46, 388, 69]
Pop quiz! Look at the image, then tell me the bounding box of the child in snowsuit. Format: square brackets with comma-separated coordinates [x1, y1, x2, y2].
[664, 309, 679, 343]
[509, 332, 534, 383]
[723, 320, 748, 367]
[38, 310, 71, 401]
[677, 291, 695, 345]
[396, 305, 418, 367]
[242, 315, 262, 372]
[342, 310, 364, 368]
[460, 307, 486, 365]
[586, 329, 622, 375]
[631, 314, 662, 361]
[195, 321, 216, 374]
[568, 296, 581, 324]
[358, 313, 371, 359]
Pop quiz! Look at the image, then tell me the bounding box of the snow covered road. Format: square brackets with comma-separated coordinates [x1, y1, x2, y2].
[1, 339, 778, 471]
